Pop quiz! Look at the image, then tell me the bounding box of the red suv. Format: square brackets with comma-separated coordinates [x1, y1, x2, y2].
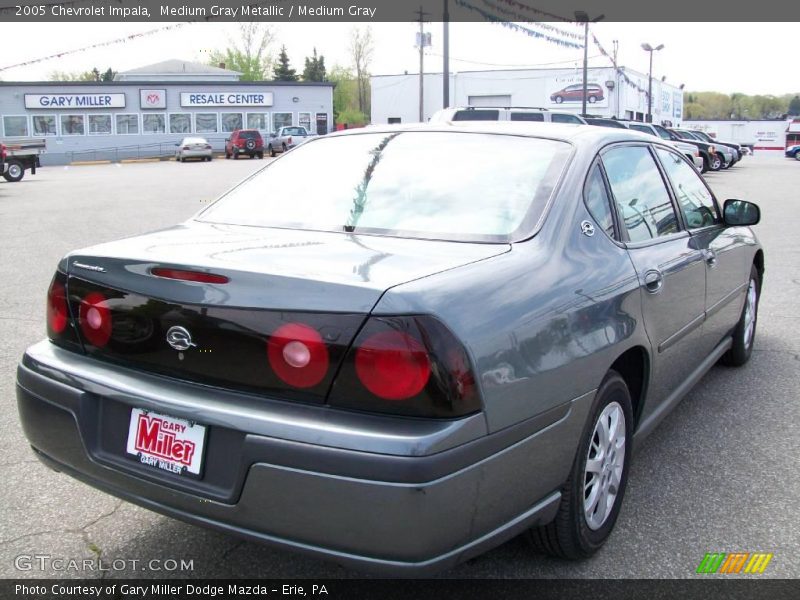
[225, 129, 265, 159]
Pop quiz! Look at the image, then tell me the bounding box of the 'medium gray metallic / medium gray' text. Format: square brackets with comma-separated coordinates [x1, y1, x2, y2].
[160, 4, 378, 18]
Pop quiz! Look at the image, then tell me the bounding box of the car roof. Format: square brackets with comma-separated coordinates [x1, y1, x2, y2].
[329, 121, 665, 149]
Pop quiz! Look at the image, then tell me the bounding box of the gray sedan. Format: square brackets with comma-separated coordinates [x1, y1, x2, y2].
[175, 137, 213, 162]
[17, 122, 763, 574]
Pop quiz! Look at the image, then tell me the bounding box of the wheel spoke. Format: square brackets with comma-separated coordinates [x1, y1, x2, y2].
[586, 458, 603, 474]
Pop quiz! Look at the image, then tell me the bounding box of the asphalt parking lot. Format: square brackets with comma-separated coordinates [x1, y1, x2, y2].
[0, 154, 797, 579]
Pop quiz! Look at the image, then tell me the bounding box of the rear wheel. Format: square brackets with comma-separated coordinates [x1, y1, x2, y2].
[282, 143, 287, 153]
[795, 152, 800, 161]
[257, 151, 264, 159]
[527, 371, 633, 559]
[554, 96, 564, 104]
[3, 160, 25, 182]
[233, 149, 239, 160]
[709, 154, 722, 171]
[269, 145, 276, 157]
[721, 265, 760, 367]
[588, 95, 598, 104]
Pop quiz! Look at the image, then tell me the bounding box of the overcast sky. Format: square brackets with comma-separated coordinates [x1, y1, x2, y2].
[0, 21, 795, 95]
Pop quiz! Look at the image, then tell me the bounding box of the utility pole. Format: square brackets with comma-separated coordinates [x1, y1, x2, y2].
[641, 42, 664, 123]
[443, 0, 450, 109]
[417, 6, 428, 122]
[575, 11, 604, 117]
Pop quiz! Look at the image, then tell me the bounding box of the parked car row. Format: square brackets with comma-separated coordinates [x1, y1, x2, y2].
[174, 127, 316, 163]
[785, 145, 800, 160]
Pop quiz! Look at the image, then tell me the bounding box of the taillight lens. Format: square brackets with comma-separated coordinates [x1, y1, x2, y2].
[47, 277, 69, 334]
[267, 322, 330, 388]
[329, 315, 480, 418]
[182, 146, 190, 150]
[288, 136, 293, 144]
[78, 291, 112, 347]
[151, 267, 229, 284]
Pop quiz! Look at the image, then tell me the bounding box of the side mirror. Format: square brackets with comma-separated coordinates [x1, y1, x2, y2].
[723, 199, 760, 226]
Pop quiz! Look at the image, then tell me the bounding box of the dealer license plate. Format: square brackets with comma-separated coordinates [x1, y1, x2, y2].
[125, 408, 206, 477]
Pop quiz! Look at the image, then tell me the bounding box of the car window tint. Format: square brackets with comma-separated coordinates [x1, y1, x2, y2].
[602, 146, 679, 242]
[629, 124, 653, 135]
[552, 113, 582, 124]
[200, 131, 571, 242]
[452, 110, 499, 121]
[239, 131, 260, 139]
[652, 125, 673, 140]
[655, 148, 721, 229]
[510, 112, 544, 121]
[584, 164, 615, 238]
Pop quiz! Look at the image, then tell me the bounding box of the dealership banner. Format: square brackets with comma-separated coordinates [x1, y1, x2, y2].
[24, 93, 126, 109]
[180, 92, 274, 108]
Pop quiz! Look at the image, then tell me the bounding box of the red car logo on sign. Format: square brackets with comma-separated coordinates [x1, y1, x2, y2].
[134, 413, 195, 466]
[146, 93, 160, 105]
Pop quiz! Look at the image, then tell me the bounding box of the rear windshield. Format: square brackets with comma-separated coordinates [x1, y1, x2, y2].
[586, 118, 626, 129]
[452, 110, 499, 121]
[199, 131, 571, 243]
[551, 113, 583, 124]
[282, 127, 308, 136]
[238, 130, 261, 139]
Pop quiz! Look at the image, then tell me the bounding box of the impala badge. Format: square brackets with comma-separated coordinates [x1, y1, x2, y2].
[166, 326, 196, 351]
[580, 220, 595, 237]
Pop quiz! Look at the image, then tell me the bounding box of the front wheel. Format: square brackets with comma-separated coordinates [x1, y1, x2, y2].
[721, 265, 760, 367]
[527, 371, 633, 559]
[795, 152, 800, 161]
[709, 154, 722, 171]
[3, 160, 25, 182]
[554, 96, 564, 104]
[588, 95, 598, 104]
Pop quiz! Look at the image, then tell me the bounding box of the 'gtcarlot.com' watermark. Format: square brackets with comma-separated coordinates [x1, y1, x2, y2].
[14, 554, 194, 573]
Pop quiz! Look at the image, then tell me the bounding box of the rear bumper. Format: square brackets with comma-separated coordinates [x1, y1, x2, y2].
[16, 341, 591, 574]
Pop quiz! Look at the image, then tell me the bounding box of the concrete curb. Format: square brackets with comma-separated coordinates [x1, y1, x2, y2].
[69, 160, 112, 166]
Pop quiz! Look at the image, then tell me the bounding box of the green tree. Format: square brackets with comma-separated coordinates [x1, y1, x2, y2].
[48, 69, 106, 82]
[787, 95, 800, 116]
[273, 45, 298, 82]
[328, 64, 367, 126]
[208, 23, 276, 81]
[302, 48, 327, 82]
[349, 26, 374, 116]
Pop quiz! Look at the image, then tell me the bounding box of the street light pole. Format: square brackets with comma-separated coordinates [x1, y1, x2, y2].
[443, 0, 449, 109]
[575, 12, 604, 117]
[641, 42, 664, 123]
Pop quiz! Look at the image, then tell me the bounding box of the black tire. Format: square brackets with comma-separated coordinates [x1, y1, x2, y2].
[795, 153, 800, 161]
[554, 96, 564, 104]
[700, 155, 709, 174]
[282, 143, 287, 153]
[225, 151, 230, 159]
[527, 370, 633, 559]
[249, 153, 255, 159]
[709, 154, 722, 171]
[257, 152, 264, 159]
[233, 149, 239, 160]
[721, 264, 760, 367]
[588, 95, 598, 104]
[269, 145, 276, 157]
[3, 159, 25, 182]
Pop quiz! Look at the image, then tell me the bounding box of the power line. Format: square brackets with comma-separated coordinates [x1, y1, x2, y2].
[425, 51, 603, 68]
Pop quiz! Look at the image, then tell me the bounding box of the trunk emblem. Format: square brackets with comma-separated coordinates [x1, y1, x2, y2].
[166, 326, 196, 351]
[580, 220, 595, 237]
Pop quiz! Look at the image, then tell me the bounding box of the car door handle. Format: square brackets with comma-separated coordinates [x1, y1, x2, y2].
[702, 249, 717, 268]
[643, 269, 664, 294]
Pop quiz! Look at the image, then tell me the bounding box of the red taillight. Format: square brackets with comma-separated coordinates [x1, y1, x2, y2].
[182, 146, 190, 150]
[150, 268, 229, 284]
[47, 279, 68, 334]
[355, 331, 430, 400]
[0, 144, 6, 160]
[79, 292, 112, 347]
[267, 323, 329, 388]
[288, 136, 293, 144]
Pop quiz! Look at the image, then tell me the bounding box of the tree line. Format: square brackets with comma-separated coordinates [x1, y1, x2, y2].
[684, 91, 800, 120]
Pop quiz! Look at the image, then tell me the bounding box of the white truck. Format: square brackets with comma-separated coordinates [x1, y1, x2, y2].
[266, 126, 314, 157]
[0, 137, 46, 182]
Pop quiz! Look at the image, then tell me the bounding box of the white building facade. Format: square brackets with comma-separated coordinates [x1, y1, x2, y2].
[371, 66, 684, 126]
[682, 119, 799, 151]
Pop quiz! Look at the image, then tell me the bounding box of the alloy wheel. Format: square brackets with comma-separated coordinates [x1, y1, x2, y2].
[584, 401, 626, 531]
[743, 279, 758, 349]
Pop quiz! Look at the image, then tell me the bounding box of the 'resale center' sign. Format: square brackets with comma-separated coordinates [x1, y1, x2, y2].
[25, 93, 126, 109]
[180, 92, 273, 107]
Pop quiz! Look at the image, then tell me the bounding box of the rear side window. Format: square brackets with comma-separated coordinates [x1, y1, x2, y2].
[510, 112, 544, 121]
[652, 125, 673, 140]
[552, 113, 582, 124]
[629, 124, 653, 135]
[452, 110, 499, 121]
[602, 146, 679, 242]
[655, 148, 721, 229]
[584, 165, 615, 238]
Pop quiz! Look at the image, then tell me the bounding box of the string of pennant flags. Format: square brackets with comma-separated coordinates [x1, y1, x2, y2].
[477, 0, 583, 40]
[589, 32, 650, 96]
[0, 23, 190, 73]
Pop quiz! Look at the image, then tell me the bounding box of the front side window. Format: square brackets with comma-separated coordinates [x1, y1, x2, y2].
[602, 145, 679, 242]
[652, 124, 673, 140]
[272, 112, 293, 130]
[3, 116, 28, 137]
[169, 113, 192, 134]
[32, 115, 57, 136]
[247, 113, 269, 131]
[88, 114, 112, 135]
[221, 113, 243, 133]
[142, 114, 166, 134]
[195, 113, 218, 134]
[60, 115, 85, 135]
[116, 114, 139, 135]
[584, 164, 615, 239]
[199, 131, 571, 243]
[655, 148, 721, 229]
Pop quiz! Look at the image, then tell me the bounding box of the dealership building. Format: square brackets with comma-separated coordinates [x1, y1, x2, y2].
[371, 66, 684, 126]
[0, 59, 334, 165]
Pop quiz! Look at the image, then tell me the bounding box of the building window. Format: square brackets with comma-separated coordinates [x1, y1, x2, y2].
[221, 113, 243, 133]
[2, 115, 29, 137]
[32, 115, 58, 136]
[61, 115, 85, 136]
[272, 112, 293, 131]
[388, 117, 402, 124]
[116, 114, 139, 135]
[298, 112, 312, 133]
[142, 114, 166, 134]
[195, 113, 218, 134]
[88, 114, 112, 135]
[246, 113, 269, 131]
[169, 113, 192, 134]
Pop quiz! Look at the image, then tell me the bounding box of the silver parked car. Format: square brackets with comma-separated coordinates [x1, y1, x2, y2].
[18, 122, 763, 574]
[175, 137, 213, 162]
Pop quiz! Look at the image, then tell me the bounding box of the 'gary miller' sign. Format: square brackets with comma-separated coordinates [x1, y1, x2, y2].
[25, 93, 126, 109]
[180, 92, 274, 107]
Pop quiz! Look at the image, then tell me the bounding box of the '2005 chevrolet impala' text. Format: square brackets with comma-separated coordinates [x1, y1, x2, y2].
[16, 122, 763, 574]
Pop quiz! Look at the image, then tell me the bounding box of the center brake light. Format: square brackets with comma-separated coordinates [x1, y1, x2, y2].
[150, 268, 229, 284]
